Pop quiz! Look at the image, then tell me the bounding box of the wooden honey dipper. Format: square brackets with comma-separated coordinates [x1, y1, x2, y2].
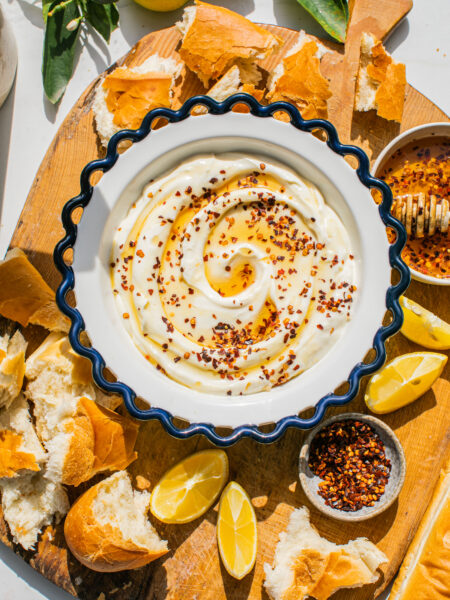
[392, 193, 449, 237]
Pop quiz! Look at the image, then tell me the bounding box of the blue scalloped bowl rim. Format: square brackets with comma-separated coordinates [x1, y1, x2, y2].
[54, 94, 410, 446]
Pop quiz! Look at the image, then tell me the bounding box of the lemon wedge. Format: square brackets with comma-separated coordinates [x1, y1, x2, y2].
[400, 296, 450, 350]
[365, 352, 447, 414]
[217, 481, 257, 580]
[150, 449, 228, 524]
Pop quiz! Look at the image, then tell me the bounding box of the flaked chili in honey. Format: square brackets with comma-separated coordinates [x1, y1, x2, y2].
[377, 136, 450, 279]
[309, 419, 391, 512]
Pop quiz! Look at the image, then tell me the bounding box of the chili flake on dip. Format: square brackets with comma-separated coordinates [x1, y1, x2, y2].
[110, 154, 358, 395]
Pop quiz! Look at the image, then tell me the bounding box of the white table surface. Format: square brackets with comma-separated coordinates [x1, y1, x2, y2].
[0, 0, 449, 598]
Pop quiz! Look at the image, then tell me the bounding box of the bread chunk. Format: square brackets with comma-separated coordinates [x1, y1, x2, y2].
[0, 473, 69, 550]
[355, 32, 406, 122]
[390, 457, 450, 600]
[176, 1, 281, 87]
[64, 471, 168, 572]
[0, 394, 46, 479]
[0, 248, 70, 332]
[266, 31, 331, 120]
[93, 54, 182, 146]
[0, 330, 27, 410]
[264, 507, 387, 600]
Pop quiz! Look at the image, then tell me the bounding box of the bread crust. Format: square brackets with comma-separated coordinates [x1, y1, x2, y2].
[64, 475, 168, 572]
[0, 249, 69, 332]
[390, 457, 450, 600]
[0, 430, 40, 478]
[266, 40, 331, 120]
[79, 397, 139, 475]
[179, 0, 281, 86]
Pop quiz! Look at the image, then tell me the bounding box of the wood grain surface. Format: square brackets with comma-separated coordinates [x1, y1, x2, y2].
[1, 1, 449, 599]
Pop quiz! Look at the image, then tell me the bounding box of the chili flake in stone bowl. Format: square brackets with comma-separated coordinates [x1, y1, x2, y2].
[299, 413, 406, 522]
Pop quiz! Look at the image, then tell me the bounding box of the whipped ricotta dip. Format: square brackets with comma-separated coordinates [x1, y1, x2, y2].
[110, 154, 358, 395]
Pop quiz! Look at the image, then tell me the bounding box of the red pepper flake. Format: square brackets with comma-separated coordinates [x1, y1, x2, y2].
[123, 313, 130, 319]
[309, 420, 391, 512]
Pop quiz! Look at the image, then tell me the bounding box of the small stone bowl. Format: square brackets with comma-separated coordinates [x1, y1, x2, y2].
[299, 412, 406, 522]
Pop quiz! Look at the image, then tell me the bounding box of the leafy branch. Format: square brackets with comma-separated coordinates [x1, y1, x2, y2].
[295, 0, 349, 43]
[42, 0, 119, 104]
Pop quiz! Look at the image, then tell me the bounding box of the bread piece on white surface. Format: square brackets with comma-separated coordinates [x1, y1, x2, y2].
[93, 54, 182, 147]
[0, 473, 69, 550]
[64, 471, 168, 572]
[0, 330, 26, 410]
[176, 0, 281, 87]
[355, 32, 406, 122]
[264, 507, 387, 600]
[0, 248, 70, 333]
[0, 394, 46, 479]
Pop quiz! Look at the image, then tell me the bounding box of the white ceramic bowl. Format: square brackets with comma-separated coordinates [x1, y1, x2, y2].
[72, 112, 392, 429]
[372, 121, 450, 286]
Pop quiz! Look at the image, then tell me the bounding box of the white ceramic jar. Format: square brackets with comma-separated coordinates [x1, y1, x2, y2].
[0, 4, 17, 108]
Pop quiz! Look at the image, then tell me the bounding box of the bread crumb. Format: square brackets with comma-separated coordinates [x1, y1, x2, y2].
[136, 475, 151, 490]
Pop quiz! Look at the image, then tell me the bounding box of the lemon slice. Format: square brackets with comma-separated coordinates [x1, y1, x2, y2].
[217, 481, 257, 580]
[400, 296, 450, 350]
[150, 449, 228, 524]
[365, 352, 447, 414]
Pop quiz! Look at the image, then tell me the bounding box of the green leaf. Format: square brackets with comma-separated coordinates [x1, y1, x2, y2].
[85, 1, 119, 43]
[295, 0, 349, 43]
[42, 0, 81, 103]
[42, 0, 54, 23]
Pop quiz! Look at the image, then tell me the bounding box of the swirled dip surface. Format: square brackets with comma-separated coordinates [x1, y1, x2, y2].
[111, 154, 357, 395]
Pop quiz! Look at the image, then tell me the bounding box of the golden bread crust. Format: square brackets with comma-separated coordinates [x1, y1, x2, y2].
[0, 430, 40, 478]
[390, 458, 450, 600]
[266, 41, 331, 120]
[79, 397, 139, 475]
[179, 0, 281, 86]
[0, 248, 69, 332]
[64, 478, 168, 572]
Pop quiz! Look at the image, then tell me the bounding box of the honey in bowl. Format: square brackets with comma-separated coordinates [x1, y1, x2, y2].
[378, 136, 449, 279]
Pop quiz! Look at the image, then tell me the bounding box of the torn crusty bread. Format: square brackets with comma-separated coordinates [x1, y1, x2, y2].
[176, 0, 281, 87]
[0, 473, 69, 550]
[355, 32, 406, 123]
[0, 330, 27, 410]
[194, 65, 264, 114]
[25, 332, 121, 443]
[264, 507, 387, 600]
[45, 396, 139, 487]
[0, 394, 46, 479]
[24, 333, 138, 486]
[390, 457, 450, 600]
[93, 54, 183, 147]
[0, 248, 70, 333]
[64, 471, 168, 572]
[266, 31, 331, 121]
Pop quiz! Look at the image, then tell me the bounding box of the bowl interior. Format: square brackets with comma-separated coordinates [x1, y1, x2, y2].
[72, 112, 391, 428]
[373, 122, 450, 286]
[299, 413, 406, 522]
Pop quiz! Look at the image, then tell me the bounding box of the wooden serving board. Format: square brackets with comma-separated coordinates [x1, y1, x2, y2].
[2, 1, 449, 599]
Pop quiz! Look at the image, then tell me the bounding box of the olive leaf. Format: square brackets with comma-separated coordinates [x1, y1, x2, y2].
[295, 0, 349, 43]
[42, 0, 120, 103]
[85, 1, 119, 42]
[42, 0, 81, 104]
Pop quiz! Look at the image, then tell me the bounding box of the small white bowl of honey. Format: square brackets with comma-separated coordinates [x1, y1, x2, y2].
[373, 122, 450, 286]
